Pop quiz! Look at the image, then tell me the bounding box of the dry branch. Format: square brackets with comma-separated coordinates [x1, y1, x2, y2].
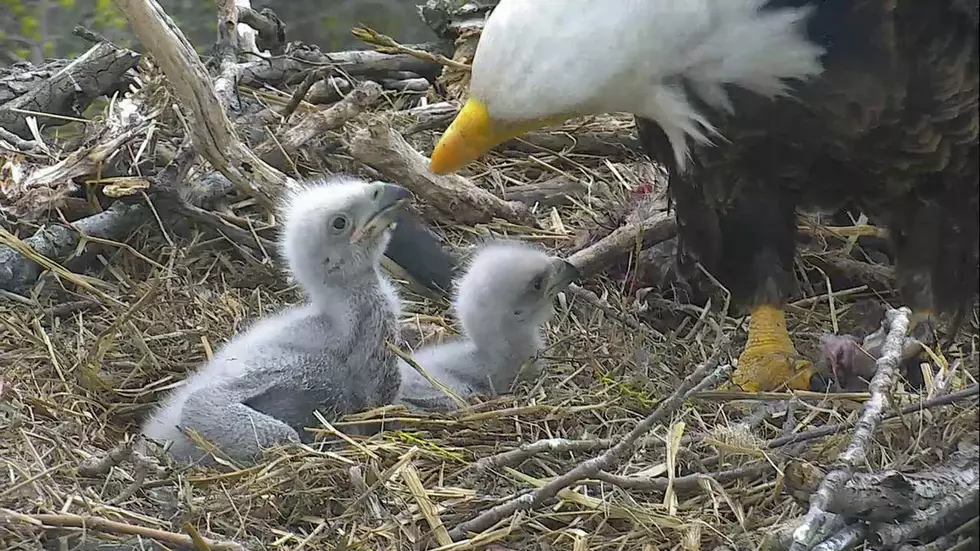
[352, 25, 470, 72]
[321, 44, 448, 80]
[824, 445, 979, 522]
[0, 149, 199, 294]
[399, 101, 459, 134]
[348, 118, 536, 226]
[0, 42, 139, 138]
[236, 42, 448, 90]
[448, 333, 730, 539]
[236, 6, 287, 55]
[0, 511, 244, 551]
[381, 77, 428, 92]
[594, 462, 768, 493]
[472, 435, 674, 474]
[255, 81, 382, 171]
[791, 307, 912, 550]
[0, 201, 145, 294]
[114, 0, 297, 207]
[568, 211, 677, 277]
[0, 126, 37, 151]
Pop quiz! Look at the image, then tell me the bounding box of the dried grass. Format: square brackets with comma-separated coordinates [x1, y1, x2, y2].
[1, 63, 978, 551]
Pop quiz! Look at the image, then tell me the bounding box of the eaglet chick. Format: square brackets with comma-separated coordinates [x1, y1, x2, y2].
[395, 241, 577, 412]
[141, 176, 410, 464]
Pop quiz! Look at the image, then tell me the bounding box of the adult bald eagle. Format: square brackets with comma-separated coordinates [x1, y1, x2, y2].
[429, 0, 980, 392]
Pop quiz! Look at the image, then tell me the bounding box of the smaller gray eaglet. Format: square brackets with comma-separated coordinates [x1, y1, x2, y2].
[395, 241, 577, 412]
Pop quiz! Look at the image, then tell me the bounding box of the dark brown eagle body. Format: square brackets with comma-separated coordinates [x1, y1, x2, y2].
[636, 0, 979, 317]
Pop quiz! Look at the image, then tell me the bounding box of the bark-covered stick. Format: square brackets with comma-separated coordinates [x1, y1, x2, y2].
[824, 445, 980, 522]
[790, 307, 912, 551]
[567, 211, 677, 277]
[0, 511, 244, 551]
[0, 202, 146, 294]
[0, 42, 139, 138]
[348, 118, 536, 227]
[871, 448, 980, 548]
[255, 81, 383, 171]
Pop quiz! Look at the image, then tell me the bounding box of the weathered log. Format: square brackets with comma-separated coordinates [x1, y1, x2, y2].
[253, 81, 382, 171]
[568, 211, 678, 278]
[237, 42, 449, 90]
[417, 0, 497, 39]
[784, 446, 980, 549]
[826, 446, 979, 523]
[349, 118, 536, 227]
[0, 42, 139, 138]
[237, 6, 287, 55]
[0, 201, 146, 294]
[0, 59, 71, 103]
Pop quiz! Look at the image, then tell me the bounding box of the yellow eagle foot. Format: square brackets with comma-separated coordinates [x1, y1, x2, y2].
[731, 305, 813, 392]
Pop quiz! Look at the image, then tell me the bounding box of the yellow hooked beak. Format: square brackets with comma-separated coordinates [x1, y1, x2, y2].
[429, 98, 554, 174]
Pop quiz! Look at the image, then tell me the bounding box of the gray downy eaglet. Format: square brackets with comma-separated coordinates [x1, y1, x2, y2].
[395, 240, 578, 412]
[141, 176, 410, 464]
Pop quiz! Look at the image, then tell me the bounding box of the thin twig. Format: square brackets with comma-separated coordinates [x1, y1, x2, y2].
[280, 67, 331, 120]
[593, 462, 767, 492]
[351, 25, 470, 71]
[567, 283, 664, 340]
[791, 307, 911, 550]
[0, 511, 244, 551]
[448, 332, 731, 539]
[472, 382, 978, 478]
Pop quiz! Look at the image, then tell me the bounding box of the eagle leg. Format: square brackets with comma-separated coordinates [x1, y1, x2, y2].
[732, 304, 813, 392]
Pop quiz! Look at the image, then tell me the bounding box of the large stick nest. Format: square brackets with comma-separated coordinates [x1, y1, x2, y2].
[0, 1, 977, 550]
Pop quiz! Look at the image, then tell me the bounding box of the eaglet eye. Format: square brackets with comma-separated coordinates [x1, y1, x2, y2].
[530, 273, 545, 292]
[331, 215, 348, 231]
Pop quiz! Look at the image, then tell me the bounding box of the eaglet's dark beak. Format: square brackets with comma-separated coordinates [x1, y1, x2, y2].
[547, 258, 580, 296]
[351, 182, 413, 243]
